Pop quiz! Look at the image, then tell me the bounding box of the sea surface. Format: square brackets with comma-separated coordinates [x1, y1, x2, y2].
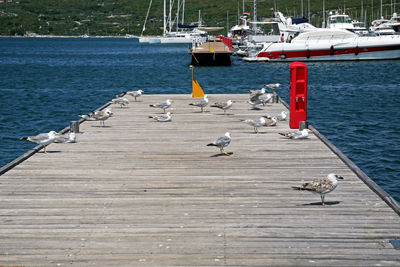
[0, 37, 399, 202]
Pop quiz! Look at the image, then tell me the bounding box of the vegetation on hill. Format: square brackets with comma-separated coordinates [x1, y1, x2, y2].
[0, 0, 398, 36]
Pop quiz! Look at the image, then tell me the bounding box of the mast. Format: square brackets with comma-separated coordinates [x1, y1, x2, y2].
[253, 0, 257, 32]
[169, 0, 172, 33]
[361, 0, 364, 22]
[163, 0, 167, 36]
[181, 0, 185, 25]
[381, 0, 383, 18]
[176, 0, 180, 31]
[141, 0, 153, 36]
[301, 0, 304, 17]
[323, 0, 326, 27]
[308, 0, 310, 19]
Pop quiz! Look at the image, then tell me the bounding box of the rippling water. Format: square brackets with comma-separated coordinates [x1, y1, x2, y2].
[1, 38, 399, 201]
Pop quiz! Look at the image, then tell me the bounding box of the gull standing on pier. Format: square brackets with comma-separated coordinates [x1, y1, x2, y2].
[242, 117, 267, 133]
[292, 173, 344, 205]
[207, 132, 231, 156]
[78, 108, 113, 126]
[279, 129, 310, 139]
[189, 94, 209, 112]
[20, 130, 59, 153]
[149, 112, 172, 122]
[112, 96, 130, 108]
[55, 132, 77, 143]
[248, 87, 266, 95]
[210, 100, 234, 114]
[150, 99, 172, 114]
[126, 89, 144, 101]
[264, 116, 278, 127]
[266, 111, 287, 121]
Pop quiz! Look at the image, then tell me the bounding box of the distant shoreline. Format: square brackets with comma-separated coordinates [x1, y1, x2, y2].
[0, 35, 138, 39]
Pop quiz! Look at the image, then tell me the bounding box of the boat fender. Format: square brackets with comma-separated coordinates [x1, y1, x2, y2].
[330, 45, 335, 56]
[306, 49, 311, 59]
[355, 46, 359, 56]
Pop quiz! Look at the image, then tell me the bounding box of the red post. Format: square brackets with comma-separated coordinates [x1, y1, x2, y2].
[289, 62, 308, 129]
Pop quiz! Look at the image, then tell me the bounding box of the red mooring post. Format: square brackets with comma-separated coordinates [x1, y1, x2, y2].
[289, 62, 308, 129]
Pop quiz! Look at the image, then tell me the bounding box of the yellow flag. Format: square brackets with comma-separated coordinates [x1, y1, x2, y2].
[210, 46, 215, 53]
[192, 79, 205, 97]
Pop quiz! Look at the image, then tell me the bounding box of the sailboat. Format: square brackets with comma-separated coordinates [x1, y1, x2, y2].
[139, 0, 208, 44]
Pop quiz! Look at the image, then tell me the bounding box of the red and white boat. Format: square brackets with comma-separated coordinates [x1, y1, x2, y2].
[256, 29, 400, 61]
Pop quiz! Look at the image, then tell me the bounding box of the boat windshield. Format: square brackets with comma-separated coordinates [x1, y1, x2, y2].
[329, 16, 352, 24]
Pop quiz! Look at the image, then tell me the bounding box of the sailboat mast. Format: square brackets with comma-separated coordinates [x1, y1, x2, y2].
[308, 0, 310, 20]
[253, 0, 257, 32]
[381, 0, 383, 18]
[169, 0, 172, 33]
[323, 0, 326, 27]
[176, 0, 180, 31]
[163, 0, 167, 36]
[301, 0, 304, 17]
[181, 0, 185, 24]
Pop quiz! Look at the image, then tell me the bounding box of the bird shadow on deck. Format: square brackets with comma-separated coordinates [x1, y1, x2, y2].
[215, 113, 235, 116]
[210, 152, 234, 157]
[300, 201, 342, 206]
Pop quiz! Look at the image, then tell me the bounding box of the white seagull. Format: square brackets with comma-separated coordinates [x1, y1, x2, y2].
[20, 130, 59, 153]
[248, 87, 266, 95]
[242, 117, 267, 133]
[210, 100, 234, 114]
[55, 132, 77, 143]
[279, 129, 310, 139]
[266, 111, 287, 121]
[150, 99, 172, 114]
[292, 173, 344, 205]
[189, 94, 209, 112]
[207, 132, 231, 156]
[78, 108, 113, 126]
[112, 97, 130, 108]
[264, 116, 278, 127]
[126, 89, 144, 101]
[264, 83, 281, 89]
[149, 112, 172, 122]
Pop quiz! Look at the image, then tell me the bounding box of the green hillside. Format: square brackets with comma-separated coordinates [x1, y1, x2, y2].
[0, 0, 398, 36]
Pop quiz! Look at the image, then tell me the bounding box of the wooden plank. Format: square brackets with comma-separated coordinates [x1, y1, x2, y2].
[0, 94, 399, 266]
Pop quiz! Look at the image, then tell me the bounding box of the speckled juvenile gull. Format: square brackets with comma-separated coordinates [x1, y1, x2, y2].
[211, 100, 234, 114]
[292, 173, 344, 205]
[189, 95, 209, 112]
[279, 129, 310, 139]
[149, 112, 172, 122]
[207, 132, 231, 156]
[20, 130, 58, 153]
[150, 99, 172, 114]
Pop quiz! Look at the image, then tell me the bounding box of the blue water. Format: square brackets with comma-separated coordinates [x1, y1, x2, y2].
[1, 38, 400, 202]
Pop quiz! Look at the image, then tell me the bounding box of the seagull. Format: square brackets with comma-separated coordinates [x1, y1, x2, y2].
[259, 93, 273, 105]
[55, 132, 76, 143]
[242, 117, 266, 133]
[264, 83, 281, 89]
[189, 94, 209, 112]
[20, 130, 59, 153]
[248, 87, 266, 95]
[149, 112, 172, 122]
[292, 173, 344, 205]
[78, 108, 113, 126]
[266, 111, 287, 121]
[210, 100, 234, 114]
[150, 99, 172, 114]
[207, 132, 231, 156]
[279, 129, 310, 139]
[126, 90, 144, 101]
[112, 97, 130, 108]
[263, 116, 278, 127]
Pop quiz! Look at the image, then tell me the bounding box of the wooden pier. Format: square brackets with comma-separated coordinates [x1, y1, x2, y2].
[1, 94, 400, 266]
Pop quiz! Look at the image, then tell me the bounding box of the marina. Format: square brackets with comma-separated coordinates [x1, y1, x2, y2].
[0, 94, 400, 266]
[190, 39, 232, 66]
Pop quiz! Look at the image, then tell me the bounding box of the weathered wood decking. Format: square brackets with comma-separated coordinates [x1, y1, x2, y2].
[1, 94, 400, 266]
